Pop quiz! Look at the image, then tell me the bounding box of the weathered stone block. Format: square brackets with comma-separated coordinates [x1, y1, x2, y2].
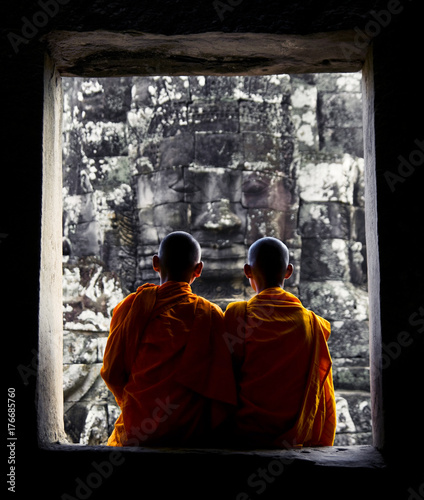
[319, 92, 363, 128]
[136, 267, 159, 285]
[291, 81, 317, 109]
[81, 121, 128, 158]
[315, 73, 362, 93]
[136, 137, 161, 171]
[194, 132, 243, 169]
[337, 391, 372, 434]
[242, 132, 293, 172]
[127, 108, 156, 149]
[77, 77, 132, 123]
[333, 432, 372, 446]
[189, 76, 241, 101]
[300, 238, 350, 281]
[185, 166, 242, 203]
[158, 133, 194, 169]
[299, 281, 368, 322]
[298, 202, 351, 239]
[63, 363, 102, 403]
[188, 101, 239, 133]
[64, 307, 113, 333]
[242, 171, 295, 211]
[64, 402, 89, 443]
[239, 101, 291, 135]
[107, 403, 121, 436]
[328, 320, 370, 359]
[62, 261, 123, 332]
[73, 193, 97, 223]
[98, 336, 108, 362]
[280, 140, 296, 176]
[320, 126, 364, 157]
[147, 101, 189, 137]
[294, 120, 319, 151]
[135, 243, 158, 257]
[246, 208, 298, 245]
[200, 242, 247, 265]
[131, 77, 158, 107]
[82, 371, 114, 402]
[349, 241, 365, 285]
[152, 202, 190, 238]
[92, 156, 133, 190]
[335, 395, 356, 434]
[137, 207, 159, 245]
[284, 247, 302, 288]
[244, 74, 291, 103]
[132, 76, 190, 108]
[63, 331, 100, 364]
[69, 220, 102, 256]
[297, 154, 363, 204]
[351, 206, 366, 241]
[290, 79, 319, 151]
[192, 276, 245, 305]
[333, 366, 370, 391]
[79, 404, 110, 445]
[334, 392, 372, 442]
[135, 168, 184, 208]
[136, 254, 154, 274]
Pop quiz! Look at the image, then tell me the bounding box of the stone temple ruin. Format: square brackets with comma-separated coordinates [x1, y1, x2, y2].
[62, 73, 370, 446]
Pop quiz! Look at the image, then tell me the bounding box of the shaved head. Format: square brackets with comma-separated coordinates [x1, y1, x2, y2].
[157, 231, 201, 280]
[248, 237, 289, 284]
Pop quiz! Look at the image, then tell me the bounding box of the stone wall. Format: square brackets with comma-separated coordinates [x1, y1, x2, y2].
[62, 73, 371, 446]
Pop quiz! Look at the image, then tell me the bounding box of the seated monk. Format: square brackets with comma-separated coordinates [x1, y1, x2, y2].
[101, 231, 237, 447]
[224, 237, 336, 448]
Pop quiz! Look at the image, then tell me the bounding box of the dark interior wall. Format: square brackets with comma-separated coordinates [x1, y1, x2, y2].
[372, 11, 424, 458]
[0, 0, 396, 37]
[1, 1, 423, 499]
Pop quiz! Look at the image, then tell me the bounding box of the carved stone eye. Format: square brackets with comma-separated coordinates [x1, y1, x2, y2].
[169, 178, 199, 194]
[242, 177, 269, 195]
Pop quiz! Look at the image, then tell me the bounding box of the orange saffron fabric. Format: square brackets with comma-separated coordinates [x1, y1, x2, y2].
[224, 287, 336, 448]
[101, 281, 237, 447]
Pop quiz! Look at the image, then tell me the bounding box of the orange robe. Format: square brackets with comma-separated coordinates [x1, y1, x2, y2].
[101, 281, 237, 447]
[224, 287, 336, 448]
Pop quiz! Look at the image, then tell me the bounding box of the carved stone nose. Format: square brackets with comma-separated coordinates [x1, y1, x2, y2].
[195, 199, 241, 231]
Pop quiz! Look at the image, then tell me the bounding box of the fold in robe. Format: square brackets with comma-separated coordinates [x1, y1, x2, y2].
[101, 281, 237, 447]
[224, 287, 336, 448]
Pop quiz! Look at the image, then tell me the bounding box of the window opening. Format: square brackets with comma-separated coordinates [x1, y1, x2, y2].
[61, 73, 370, 446]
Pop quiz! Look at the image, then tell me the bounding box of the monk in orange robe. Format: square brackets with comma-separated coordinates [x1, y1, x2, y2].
[101, 231, 237, 447]
[224, 237, 336, 448]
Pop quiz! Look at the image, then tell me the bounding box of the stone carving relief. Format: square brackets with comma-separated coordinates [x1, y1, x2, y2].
[62, 73, 370, 446]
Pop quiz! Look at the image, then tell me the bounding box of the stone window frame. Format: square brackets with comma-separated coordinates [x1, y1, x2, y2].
[38, 30, 384, 469]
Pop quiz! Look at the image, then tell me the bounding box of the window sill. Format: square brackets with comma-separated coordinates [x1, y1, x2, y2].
[42, 443, 386, 469]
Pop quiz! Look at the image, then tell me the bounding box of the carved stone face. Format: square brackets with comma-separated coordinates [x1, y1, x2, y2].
[130, 77, 298, 306]
[134, 160, 297, 307]
[62, 74, 370, 447]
